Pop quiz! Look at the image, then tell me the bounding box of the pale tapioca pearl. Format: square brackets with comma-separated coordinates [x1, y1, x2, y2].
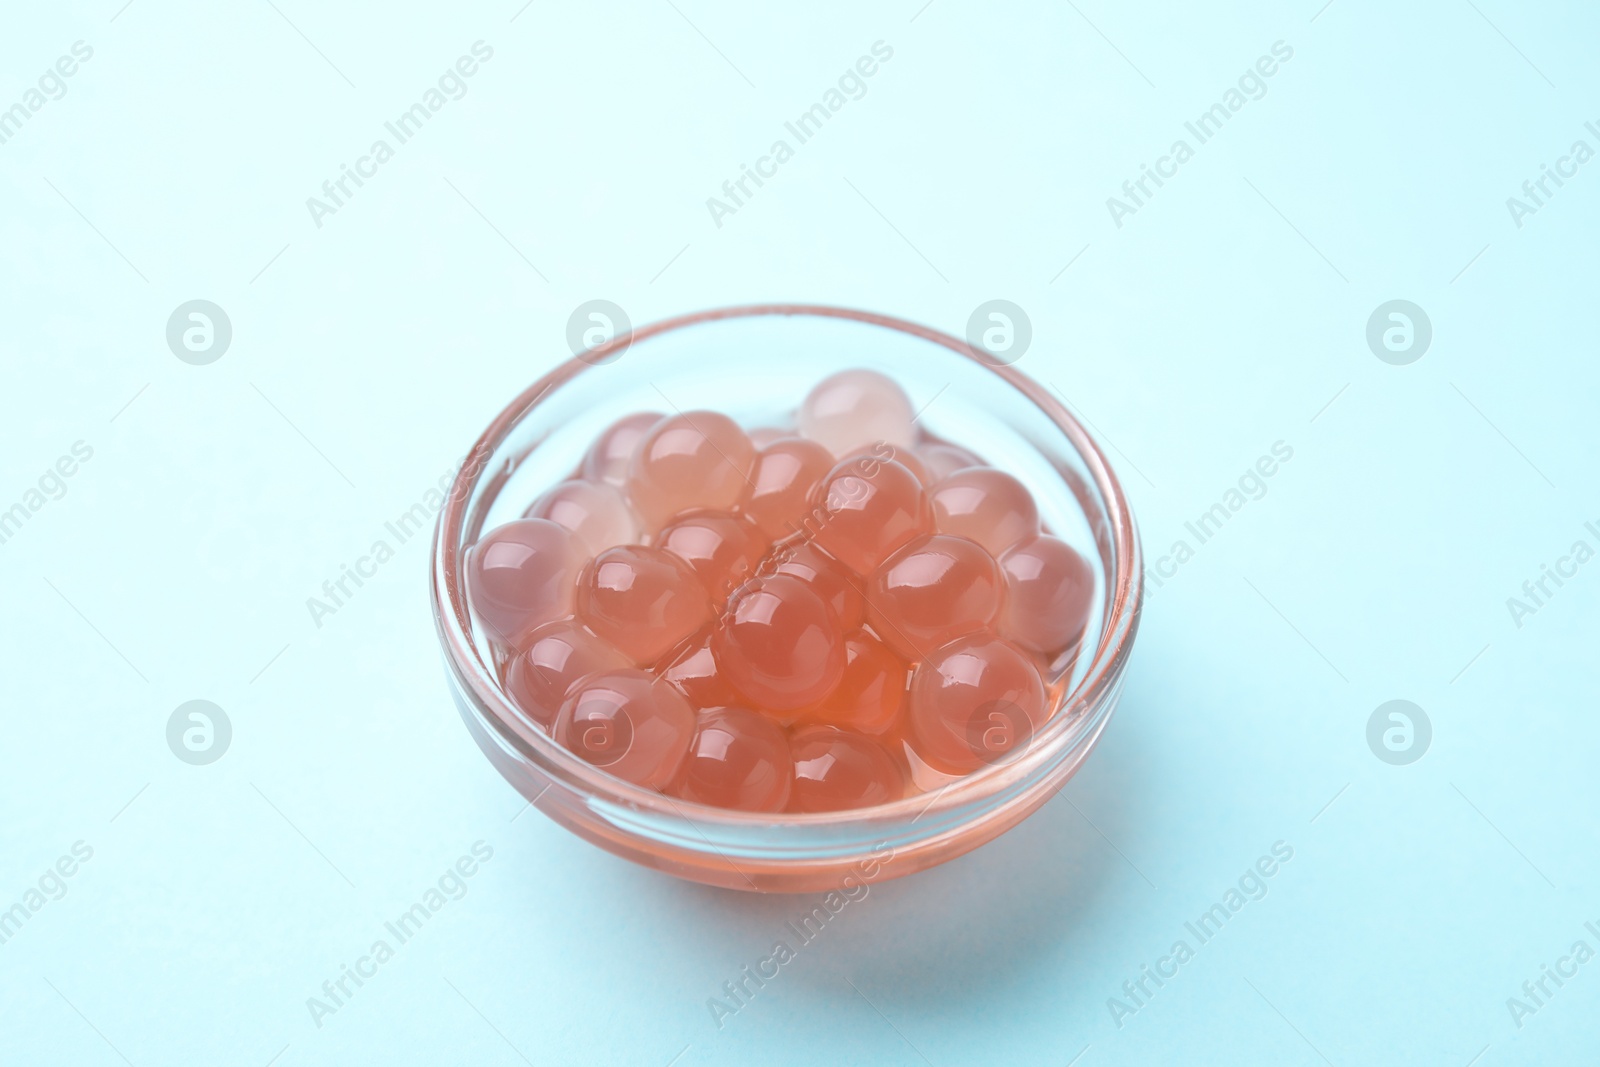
[738, 437, 836, 540]
[526, 479, 642, 555]
[907, 634, 1047, 775]
[552, 669, 694, 788]
[866, 534, 1004, 661]
[798, 369, 917, 457]
[929, 467, 1040, 557]
[998, 535, 1095, 657]
[670, 707, 793, 813]
[626, 411, 756, 532]
[576, 545, 713, 666]
[657, 511, 768, 604]
[787, 726, 905, 812]
[749, 427, 793, 448]
[810, 457, 932, 576]
[918, 442, 984, 483]
[712, 575, 846, 711]
[466, 519, 585, 651]
[768, 540, 866, 631]
[582, 412, 663, 486]
[504, 620, 630, 729]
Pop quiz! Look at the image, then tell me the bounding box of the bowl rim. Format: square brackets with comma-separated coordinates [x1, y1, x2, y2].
[430, 302, 1142, 830]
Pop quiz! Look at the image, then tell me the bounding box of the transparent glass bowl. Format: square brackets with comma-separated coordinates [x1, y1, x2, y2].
[430, 304, 1142, 892]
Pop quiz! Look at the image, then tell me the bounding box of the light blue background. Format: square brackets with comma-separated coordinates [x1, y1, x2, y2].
[2, 1, 1597, 1064]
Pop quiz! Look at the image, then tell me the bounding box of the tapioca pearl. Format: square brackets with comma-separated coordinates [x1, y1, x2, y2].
[670, 707, 793, 813]
[576, 545, 713, 666]
[811, 458, 932, 576]
[661, 629, 744, 711]
[738, 437, 836, 540]
[712, 575, 846, 712]
[918, 442, 984, 483]
[798, 369, 917, 457]
[798, 630, 909, 736]
[907, 634, 1048, 775]
[767, 540, 866, 631]
[525, 479, 642, 555]
[582, 412, 663, 486]
[839, 441, 932, 489]
[466, 519, 585, 651]
[787, 726, 905, 812]
[626, 411, 756, 531]
[657, 511, 769, 605]
[999, 535, 1095, 658]
[504, 620, 630, 729]
[552, 669, 693, 788]
[929, 467, 1040, 557]
[749, 426, 793, 448]
[866, 534, 1004, 661]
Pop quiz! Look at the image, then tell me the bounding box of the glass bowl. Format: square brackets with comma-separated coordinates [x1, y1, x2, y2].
[430, 304, 1142, 893]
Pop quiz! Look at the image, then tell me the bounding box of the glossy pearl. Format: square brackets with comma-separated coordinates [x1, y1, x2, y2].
[671, 707, 793, 812]
[713, 575, 845, 711]
[626, 411, 756, 531]
[918, 442, 983, 483]
[788, 726, 904, 812]
[504, 620, 630, 730]
[738, 437, 836, 540]
[768, 540, 866, 631]
[582, 412, 662, 486]
[929, 467, 1040, 557]
[525, 479, 641, 555]
[798, 369, 918, 457]
[552, 669, 693, 788]
[907, 634, 1048, 774]
[660, 629, 743, 711]
[577, 545, 713, 666]
[811, 457, 932, 576]
[866, 534, 1004, 661]
[999, 536, 1095, 657]
[799, 631, 908, 735]
[657, 511, 768, 604]
[466, 519, 584, 650]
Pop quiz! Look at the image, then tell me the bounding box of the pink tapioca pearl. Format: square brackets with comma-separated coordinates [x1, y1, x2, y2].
[799, 630, 909, 736]
[661, 630, 744, 711]
[907, 634, 1048, 775]
[552, 669, 694, 788]
[626, 411, 756, 531]
[738, 437, 836, 540]
[576, 545, 713, 666]
[768, 541, 865, 631]
[504, 620, 630, 730]
[712, 575, 845, 712]
[581, 412, 662, 487]
[466, 519, 584, 651]
[671, 707, 793, 813]
[866, 534, 1004, 661]
[798, 369, 917, 458]
[787, 726, 905, 812]
[657, 511, 768, 604]
[839, 442, 932, 489]
[810, 458, 932, 576]
[918, 442, 984, 483]
[748, 427, 792, 448]
[525, 479, 641, 555]
[999, 535, 1095, 658]
[929, 467, 1040, 557]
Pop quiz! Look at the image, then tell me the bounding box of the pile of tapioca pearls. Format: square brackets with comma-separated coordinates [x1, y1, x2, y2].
[466, 369, 1095, 814]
